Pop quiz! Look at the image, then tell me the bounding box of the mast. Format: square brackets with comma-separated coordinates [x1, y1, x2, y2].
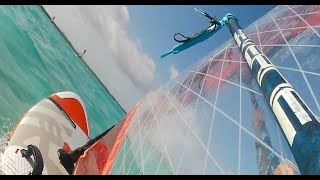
[224, 13, 320, 175]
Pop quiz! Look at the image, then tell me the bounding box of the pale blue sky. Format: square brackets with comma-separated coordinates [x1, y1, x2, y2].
[127, 5, 276, 89]
[45, 5, 276, 111]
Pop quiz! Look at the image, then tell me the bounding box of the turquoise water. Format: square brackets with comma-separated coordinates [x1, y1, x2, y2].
[0, 5, 126, 146]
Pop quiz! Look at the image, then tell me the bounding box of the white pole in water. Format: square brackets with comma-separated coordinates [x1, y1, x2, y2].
[224, 14, 320, 175]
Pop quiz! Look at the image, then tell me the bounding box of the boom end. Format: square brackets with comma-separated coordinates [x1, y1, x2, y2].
[160, 50, 174, 58]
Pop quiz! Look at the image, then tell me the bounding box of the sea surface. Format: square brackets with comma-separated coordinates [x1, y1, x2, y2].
[0, 5, 126, 152]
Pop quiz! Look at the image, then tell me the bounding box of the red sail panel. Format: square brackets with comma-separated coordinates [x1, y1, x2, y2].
[74, 100, 143, 175]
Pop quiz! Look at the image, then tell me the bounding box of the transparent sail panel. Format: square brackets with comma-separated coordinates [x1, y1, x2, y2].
[110, 5, 320, 175]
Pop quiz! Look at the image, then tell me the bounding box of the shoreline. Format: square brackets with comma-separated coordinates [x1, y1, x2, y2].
[39, 5, 127, 114]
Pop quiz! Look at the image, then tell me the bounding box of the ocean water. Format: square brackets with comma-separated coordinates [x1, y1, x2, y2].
[0, 5, 126, 150]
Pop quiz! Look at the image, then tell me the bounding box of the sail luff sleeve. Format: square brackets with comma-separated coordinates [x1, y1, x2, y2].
[226, 16, 320, 175]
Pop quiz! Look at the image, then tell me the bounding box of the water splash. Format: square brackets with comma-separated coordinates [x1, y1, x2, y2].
[0, 116, 14, 162]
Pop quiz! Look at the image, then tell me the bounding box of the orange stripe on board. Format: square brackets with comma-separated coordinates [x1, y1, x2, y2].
[9, 113, 26, 140]
[51, 95, 89, 137]
[74, 100, 143, 175]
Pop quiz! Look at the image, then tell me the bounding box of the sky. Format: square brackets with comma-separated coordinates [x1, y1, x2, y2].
[43, 5, 276, 111]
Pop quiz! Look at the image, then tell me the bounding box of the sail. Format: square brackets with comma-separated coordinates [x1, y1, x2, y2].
[109, 5, 320, 175]
[76, 5, 320, 175]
